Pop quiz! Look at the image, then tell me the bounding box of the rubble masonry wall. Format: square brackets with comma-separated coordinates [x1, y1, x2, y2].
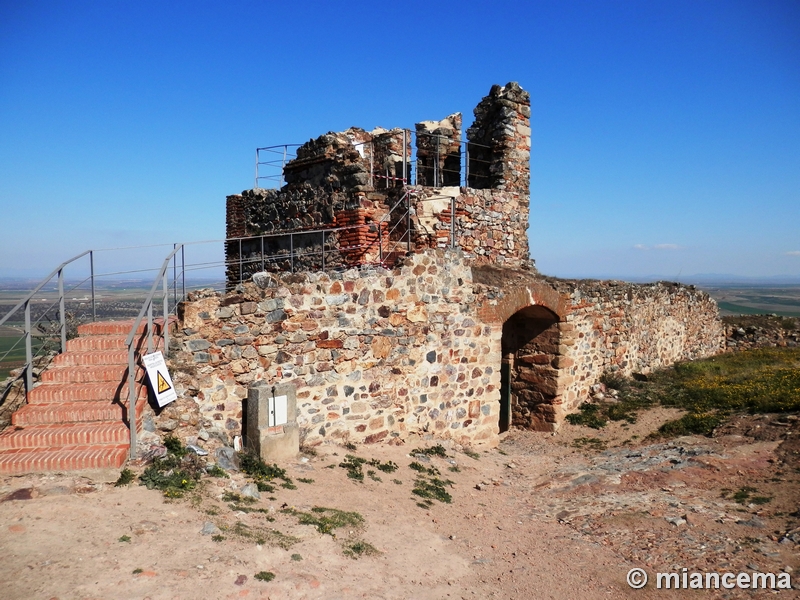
[175, 250, 502, 448]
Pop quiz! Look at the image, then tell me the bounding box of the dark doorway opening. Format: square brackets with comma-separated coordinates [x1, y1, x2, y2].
[500, 305, 560, 430]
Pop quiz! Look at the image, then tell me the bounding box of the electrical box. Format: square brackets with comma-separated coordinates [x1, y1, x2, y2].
[269, 395, 288, 427]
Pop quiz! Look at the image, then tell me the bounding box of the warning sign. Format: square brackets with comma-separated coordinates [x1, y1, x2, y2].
[156, 371, 171, 394]
[142, 351, 177, 408]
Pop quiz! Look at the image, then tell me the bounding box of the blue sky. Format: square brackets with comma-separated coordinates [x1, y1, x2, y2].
[1, 0, 798, 281]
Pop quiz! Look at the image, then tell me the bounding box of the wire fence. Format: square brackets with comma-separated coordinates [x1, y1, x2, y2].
[255, 132, 494, 191]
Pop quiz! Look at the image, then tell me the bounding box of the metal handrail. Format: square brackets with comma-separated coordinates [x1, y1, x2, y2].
[0, 250, 96, 393]
[125, 244, 185, 459]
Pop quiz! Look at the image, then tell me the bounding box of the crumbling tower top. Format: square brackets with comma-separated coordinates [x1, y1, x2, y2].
[225, 82, 532, 283]
[467, 82, 531, 195]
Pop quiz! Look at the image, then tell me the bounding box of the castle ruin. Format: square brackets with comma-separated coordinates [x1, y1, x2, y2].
[175, 83, 723, 449]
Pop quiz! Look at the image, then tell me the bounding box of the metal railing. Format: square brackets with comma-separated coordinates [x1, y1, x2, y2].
[0, 212, 463, 459]
[225, 187, 461, 284]
[254, 132, 493, 191]
[0, 250, 97, 393]
[255, 145, 301, 189]
[125, 244, 185, 458]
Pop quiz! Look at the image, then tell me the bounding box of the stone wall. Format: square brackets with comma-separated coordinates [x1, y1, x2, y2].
[409, 187, 530, 267]
[201, 80, 727, 448]
[173, 250, 502, 448]
[226, 182, 532, 285]
[501, 279, 725, 430]
[168, 254, 723, 448]
[467, 82, 531, 195]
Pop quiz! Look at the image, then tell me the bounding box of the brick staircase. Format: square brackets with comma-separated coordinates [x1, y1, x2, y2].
[0, 320, 165, 475]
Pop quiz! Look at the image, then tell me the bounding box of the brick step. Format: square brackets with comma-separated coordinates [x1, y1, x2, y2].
[12, 398, 146, 426]
[65, 335, 164, 352]
[28, 380, 148, 404]
[0, 422, 130, 450]
[0, 444, 129, 475]
[52, 348, 137, 367]
[77, 319, 168, 337]
[40, 364, 145, 383]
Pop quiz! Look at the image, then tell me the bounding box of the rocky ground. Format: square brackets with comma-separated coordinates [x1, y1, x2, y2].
[1, 407, 798, 599]
[724, 315, 799, 351]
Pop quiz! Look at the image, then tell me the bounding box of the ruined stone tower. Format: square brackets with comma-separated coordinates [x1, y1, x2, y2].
[225, 82, 533, 285]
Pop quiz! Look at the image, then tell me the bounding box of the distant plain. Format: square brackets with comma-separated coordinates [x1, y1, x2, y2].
[699, 285, 800, 317]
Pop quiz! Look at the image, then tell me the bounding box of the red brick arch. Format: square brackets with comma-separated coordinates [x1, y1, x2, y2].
[477, 281, 568, 325]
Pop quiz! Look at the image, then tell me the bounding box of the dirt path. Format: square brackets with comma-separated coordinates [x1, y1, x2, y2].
[2, 409, 798, 599]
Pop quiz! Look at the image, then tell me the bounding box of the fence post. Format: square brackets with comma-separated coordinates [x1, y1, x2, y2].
[406, 192, 412, 253]
[181, 245, 185, 301]
[465, 141, 469, 188]
[321, 230, 326, 271]
[24, 300, 32, 394]
[435, 135, 440, 187]
[281, 146, 287, 188]
[58, 268, 66, 354]
[90, 250, 96, 322]
[402, 129, 407, 184]
[147, 301, 153, 354]
[162, 271, 169, 357]
[260, 236, 265, 272]
[128, 344, 137, 459]
[451, 196, 456, 248]
[290, 232, 294, 273]
[172, 243, 177, 311]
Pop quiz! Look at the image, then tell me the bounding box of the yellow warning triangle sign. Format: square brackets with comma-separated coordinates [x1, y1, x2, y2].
[156, 371, 171, 394]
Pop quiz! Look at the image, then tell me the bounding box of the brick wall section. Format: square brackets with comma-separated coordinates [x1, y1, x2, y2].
[226, 194, 247, 239]
[175, 250, 502, 448]
[226, 184, 532, 282]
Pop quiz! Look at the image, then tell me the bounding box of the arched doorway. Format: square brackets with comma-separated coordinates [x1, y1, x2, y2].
[500, 305, 560, 432]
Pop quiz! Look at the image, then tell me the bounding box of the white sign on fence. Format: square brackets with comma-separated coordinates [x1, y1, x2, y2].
[142, 351, 177, 407]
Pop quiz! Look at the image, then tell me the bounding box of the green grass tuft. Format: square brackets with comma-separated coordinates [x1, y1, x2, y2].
[282, 506, 364, 536]
[411, 477, 453, 504]
[411, 444, 448, 458]
[115, 468, 135, 487]
[206, 464, 229, 478]
[339, 455, 367, 481]
[342, 540, 379, 559]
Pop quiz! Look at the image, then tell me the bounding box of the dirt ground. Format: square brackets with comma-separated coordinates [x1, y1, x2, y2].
[1, 408, 798, 600]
